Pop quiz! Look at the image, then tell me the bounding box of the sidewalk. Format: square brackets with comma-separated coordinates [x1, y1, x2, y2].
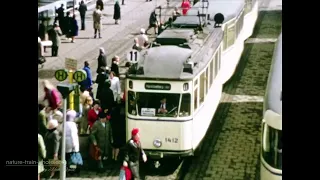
[38, 0, 180, 101]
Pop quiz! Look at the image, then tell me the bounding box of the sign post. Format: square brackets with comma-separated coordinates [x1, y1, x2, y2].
[65, 58, 77, 110]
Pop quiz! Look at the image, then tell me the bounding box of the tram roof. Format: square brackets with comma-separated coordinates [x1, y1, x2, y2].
[185, 0, 245, 23]
[265, 33, 282, 115]
[155, 29, 194, 45]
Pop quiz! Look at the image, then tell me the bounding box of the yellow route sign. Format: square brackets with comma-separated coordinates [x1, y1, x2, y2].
[73, 69, 87, 82]
[54, 69, 68, 81]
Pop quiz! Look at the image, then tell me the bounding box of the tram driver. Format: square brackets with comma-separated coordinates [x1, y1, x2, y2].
[158, 98, 168, 114]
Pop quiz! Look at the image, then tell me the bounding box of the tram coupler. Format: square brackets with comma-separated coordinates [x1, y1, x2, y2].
[154, 161, 161, 168]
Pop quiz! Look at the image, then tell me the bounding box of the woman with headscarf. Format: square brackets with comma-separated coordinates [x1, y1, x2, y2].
[123, 128, 147, 179]
[88, 100, 102, 130]
[181, 0, 191, 15]
[113, 1, 121, 24]
[100, 79, 115, 114]
[42, 80, 62, 112]
[38, 134, 46, 180]
[70, 14, 79, 43]
[65, 110, 82, 176]
[44, 119, 61, 179]
[97, 47, 107, 74]
[111, 56, 120, 77]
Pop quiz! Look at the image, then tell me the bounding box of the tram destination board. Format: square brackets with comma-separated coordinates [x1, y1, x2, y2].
[145, 83, 171, 90]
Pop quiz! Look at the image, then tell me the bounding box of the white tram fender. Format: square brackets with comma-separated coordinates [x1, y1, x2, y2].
[243, 1, 259, 40]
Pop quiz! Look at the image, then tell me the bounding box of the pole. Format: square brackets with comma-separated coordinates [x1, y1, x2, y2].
[60, 98, 67, 180]
[69, 71, 74, 110]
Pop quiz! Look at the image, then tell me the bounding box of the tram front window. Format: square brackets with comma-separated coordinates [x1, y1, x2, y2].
[262, 123, 282, 170]
[128, 92, 191, 117]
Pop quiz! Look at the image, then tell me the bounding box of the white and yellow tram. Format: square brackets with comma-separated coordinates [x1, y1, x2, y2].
[124, 0, 258, 164]
[260, 33, 282, 180]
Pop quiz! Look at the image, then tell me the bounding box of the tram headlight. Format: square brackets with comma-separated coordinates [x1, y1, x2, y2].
[153, 139, 162, 148]
[183, 83, 189, 91]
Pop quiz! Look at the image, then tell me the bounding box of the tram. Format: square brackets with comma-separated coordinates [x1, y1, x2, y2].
[124, 0, 258, 166]
[260, 33, 282, 180]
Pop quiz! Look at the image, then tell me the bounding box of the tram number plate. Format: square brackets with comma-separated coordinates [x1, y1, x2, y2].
[165, 138, 178, 143]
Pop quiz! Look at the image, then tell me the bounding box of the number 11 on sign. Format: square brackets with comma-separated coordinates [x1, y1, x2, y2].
[127, 50, 140, 63]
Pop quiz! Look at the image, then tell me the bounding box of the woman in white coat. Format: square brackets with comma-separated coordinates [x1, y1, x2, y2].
[65, 110, 81, 175]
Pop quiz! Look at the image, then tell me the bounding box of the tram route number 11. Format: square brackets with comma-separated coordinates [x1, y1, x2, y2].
[129, 51, 139, 63]
[165, 137, 178, 143]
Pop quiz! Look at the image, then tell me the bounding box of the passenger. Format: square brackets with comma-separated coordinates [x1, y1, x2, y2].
[111, 56, 120, 77]
[65, 110, 82, 176]
[44, 119, 61, 179]
[80, 96, 93, 134]
[56, 4, 65, 25]
[42, 80, 62, 111]
[123, 128, 147, 180]
[47, 23, 62, 57]
[172, 7, 181, 21]
[95, 67, 108, 100]
[38, 21, 47, 52]
[90, 111, 113, 172]
[109, 71, 121, 104]
[93, 5, 103, 38]
[137, 28, 149, 47]
[132, 38, 143, 51]
[181, 0, 191, 15]
[99, 79, 115, 114]
[110, 103, 123, 161]
[97, 47, 107, 74]
[158, 17, 173, 35]
[63, 12, 72, 38]
[145, 11, 158, 35]
[88, 100, 102, 130]
[38, 104, 47, 138]
[80, 61, 93, 91]
[78, 0, 87, 30]
[113, 1, 121, 24]
[69, 15, 79, 43]
[96, 0, 104, 11]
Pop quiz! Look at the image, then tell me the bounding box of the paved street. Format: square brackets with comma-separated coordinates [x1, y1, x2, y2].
[38, 0, 177, 101]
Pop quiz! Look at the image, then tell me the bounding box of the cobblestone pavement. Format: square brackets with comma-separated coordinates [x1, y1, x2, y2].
[38, 0, 179, 101]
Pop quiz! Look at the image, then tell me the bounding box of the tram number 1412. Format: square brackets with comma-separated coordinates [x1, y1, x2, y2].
[165, 137, 178, 143]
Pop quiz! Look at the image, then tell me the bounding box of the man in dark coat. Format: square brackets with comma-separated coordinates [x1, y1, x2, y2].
[111, 56, 120, 77]
[145, 11, 158, 35]
[56, 4, 65, 24]
[99, 80, 115, 113]
[95, 67, 108, 100]
[113, 1, 121, 24]
[78, 0, 87, 30]
[97, 47, 107, 73]
[96, 0, 104, 10]
[123, 128, 147, 180]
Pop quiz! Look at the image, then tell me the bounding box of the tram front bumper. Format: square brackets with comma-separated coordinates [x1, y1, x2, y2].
[144, 149, 194, 159]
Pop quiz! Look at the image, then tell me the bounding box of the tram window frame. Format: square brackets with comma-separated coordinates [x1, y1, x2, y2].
[194, 88, 198, 111]
[205, 67, 209, 93]
[127, 91, 137, 115]
[210, 57, 214, 86]
[218, 47, 221, 71]
[199, 72, 205, 105]
[223, 25, 228, 50]
[262, 123, 282, 170]
[179, 93, 191, 117]
[227, 25, 236, 48]
[245, 0, 252, 14]
[215, 52, 219, 77]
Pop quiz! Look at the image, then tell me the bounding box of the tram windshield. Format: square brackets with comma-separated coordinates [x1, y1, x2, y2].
[127, 91, 191, 117]
[262, 123, 282, 170]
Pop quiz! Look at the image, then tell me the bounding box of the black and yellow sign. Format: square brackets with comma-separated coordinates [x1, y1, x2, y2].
[73, 70, 87, 82]
[54, 69, 68, 82]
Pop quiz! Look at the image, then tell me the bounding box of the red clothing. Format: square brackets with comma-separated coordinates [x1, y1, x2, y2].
[121, 166, 132, 180]
[181, 1, 191, 15]
[44, 88, 61, 110]
[88, 108, 101, 128]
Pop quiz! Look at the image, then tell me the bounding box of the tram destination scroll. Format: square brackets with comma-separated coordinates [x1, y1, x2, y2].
[145, 83, 171, 90]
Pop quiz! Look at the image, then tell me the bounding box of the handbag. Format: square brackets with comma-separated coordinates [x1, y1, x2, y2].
[68, 152, 83, 166]
[89, 144, 101, 161]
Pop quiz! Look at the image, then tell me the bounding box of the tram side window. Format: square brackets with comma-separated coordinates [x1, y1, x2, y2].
[215, 53, 219, 77]
[262, 124, 282, 170]
[206, 68, 209, 92]
[210, 58, 214, 86]
[128, 91, 137, 115]
[200, 72, 205, 105]
[194, 88, 198, 111]
[245, 0, 253, 14]
[180, 93, 191, 116]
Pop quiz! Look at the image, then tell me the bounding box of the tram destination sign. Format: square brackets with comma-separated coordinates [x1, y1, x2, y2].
[145, 83, 171, 90]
